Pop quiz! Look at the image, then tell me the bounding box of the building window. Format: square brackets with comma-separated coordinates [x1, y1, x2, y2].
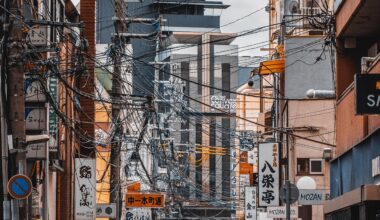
[297, 158, 309, 175]
[297, 158, 323, 175]
[310, 159, 323, 174]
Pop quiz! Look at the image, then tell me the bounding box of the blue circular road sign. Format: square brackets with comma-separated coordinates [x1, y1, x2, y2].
[7, 174, 32, 199]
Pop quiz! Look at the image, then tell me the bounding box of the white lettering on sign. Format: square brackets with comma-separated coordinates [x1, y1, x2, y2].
[367, 94, 380, 107]
[298, 189, 330, 205]
[211, 96, 236, 111]
[267, 206, 298, 218]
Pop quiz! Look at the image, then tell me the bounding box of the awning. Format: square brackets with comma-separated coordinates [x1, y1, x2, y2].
[258, 59, 285, 75]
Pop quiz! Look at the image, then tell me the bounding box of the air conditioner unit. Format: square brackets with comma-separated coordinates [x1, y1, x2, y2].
[96, 203, 116, 218]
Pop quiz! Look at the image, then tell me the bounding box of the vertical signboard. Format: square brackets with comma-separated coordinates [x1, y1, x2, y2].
[258, 143, 279, 206]
[75, 159, 96, 220]
[248, 150, 257, 165]
[245, 187, 257, 220]
[49, 76, 58, 153]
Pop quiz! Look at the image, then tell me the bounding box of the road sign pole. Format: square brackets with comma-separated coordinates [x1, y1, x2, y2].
[286, 180, 290, 220]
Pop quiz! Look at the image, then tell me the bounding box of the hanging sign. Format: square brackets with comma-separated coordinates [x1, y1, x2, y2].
[355, 73, 380, 114]
[48, 76, 58, 152]
[75, 159, 96, 220]
[245, 187, 257, 220]
[258, 143, 279, 206]
[125, 193, 165, 208]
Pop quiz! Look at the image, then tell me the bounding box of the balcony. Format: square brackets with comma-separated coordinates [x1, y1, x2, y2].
[335, 0, 380, 37]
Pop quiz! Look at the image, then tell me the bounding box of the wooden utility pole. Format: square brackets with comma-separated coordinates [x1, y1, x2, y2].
[110, 0, 127, 219]
[7, 0, 27, 218]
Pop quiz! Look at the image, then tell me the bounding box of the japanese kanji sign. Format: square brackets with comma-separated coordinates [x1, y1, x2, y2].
[75, 159, 96, 220]
[245, 187, 257, 220]
[125, 193, 165, 208]
[258, 143, 279, 206]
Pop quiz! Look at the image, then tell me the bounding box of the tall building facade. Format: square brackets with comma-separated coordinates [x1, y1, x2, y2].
[324, 0, 380, 218]
[256, 0, 336, 219]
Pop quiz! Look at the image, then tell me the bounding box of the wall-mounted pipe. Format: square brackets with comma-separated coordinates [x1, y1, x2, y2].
[306, 89, 335, 99]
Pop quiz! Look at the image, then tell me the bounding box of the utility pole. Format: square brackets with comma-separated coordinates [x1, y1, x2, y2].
[0, 0, 10, 218]
[279, 18, 291, 220]
[7, 0, 27, 219]
[110, 0, 127, 219]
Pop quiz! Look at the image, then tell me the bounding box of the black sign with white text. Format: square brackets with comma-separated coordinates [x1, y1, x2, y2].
[355, 74, 380, 114]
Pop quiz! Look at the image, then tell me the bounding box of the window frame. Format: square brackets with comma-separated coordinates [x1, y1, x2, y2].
[309, 158, 324, 175]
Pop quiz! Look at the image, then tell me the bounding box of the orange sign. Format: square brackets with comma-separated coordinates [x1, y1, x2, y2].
[127, 182, 141, 192]
[240, 163, 253, 174]
[125, 193, 165, 208]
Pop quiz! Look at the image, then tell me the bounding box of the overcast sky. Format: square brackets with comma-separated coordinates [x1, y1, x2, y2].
[221, 0, 268, 57]
[71, 0, 268, 57]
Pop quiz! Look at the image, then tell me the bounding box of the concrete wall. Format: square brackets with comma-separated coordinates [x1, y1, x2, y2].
[285, 37, 335, 99]
[287, 100, 335, 220]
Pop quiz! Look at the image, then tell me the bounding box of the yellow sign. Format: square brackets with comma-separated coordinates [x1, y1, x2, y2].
[125, 193, 165, 208]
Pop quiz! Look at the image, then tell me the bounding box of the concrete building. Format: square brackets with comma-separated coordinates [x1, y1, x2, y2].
[96, 0, 240, 218]
[160, 32, 239, 218]
[257, 0, 336, 219]
[324, 0, 380, 218]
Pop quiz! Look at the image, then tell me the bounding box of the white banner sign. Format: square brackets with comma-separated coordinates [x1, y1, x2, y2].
[245, 187, 257, 220]
[248, 150, 257, 165]
[298, 189, 330, 205]
[240, 174, 250, 195]
[75, 159, 96, 220]
[258, 143, 279, 206]
[125, 208, 152, 220]
[267, 206, 298, 218]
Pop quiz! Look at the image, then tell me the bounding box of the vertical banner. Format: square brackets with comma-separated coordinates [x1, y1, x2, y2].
[248, 150, 257, 165]
[258, 143, 279, 206]
[75, 159, 96, 220]
[245, 187, 257, 220]
[48, 75, 58, 153]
